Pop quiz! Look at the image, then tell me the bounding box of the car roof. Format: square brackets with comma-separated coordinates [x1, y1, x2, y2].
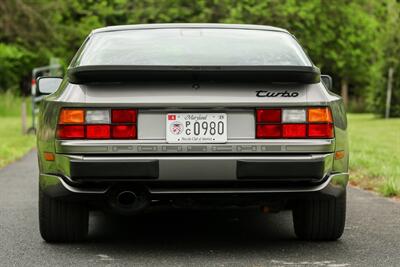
[92, 23, 289, 34]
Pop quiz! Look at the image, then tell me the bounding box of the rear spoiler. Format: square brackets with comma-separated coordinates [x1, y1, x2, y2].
[67, 65, 321, 84]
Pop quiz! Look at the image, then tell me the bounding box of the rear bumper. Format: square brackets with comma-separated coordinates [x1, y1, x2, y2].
[56, 153, 333, 182]
[40, 152, 347, 199]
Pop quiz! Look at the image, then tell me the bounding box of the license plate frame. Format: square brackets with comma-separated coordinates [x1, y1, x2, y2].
[166, 113, 227, 144]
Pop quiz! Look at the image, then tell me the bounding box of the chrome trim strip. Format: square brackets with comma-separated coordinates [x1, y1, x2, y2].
[55, 139, 335, 154]
[58, 177, 108, 194]
[66, 154, 331, 161]
[39, 173, 108, 194]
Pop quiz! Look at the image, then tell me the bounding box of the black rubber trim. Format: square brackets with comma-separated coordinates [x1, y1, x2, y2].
[236, 159, 325, 180]
[69, 160, 159, 180]
[67, 65, 320, 84]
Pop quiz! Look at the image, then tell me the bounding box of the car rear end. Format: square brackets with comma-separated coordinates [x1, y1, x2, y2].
[36, 24, 348, 242]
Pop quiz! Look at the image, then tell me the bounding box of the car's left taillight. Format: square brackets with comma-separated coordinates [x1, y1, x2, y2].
[255, 107, 334, 139]
[57, 108, 137, 139]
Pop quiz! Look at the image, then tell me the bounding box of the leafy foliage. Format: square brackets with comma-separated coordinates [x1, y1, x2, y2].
[0, 0, 399, 116]
[367, 0, 400, 117]
[0, 43, 34, 91]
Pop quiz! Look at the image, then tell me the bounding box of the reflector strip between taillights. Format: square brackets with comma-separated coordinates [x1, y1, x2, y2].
[256, 107, 334, 139]
[57, 108, 137, 140]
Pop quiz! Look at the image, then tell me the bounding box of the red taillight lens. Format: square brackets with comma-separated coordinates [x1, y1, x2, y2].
[256, 124, 282, 138]
[308, 123, 334, 138]
[256, 109, 281, 123]
[57, 108, 138, 140]
[112, 125, 137, 139]
[57, 125, 85, 139]
[86, 125, 110, 139]
[112, 109, 137, 123]
[282, 124, 307, 138]
[256, 107, 334, 139]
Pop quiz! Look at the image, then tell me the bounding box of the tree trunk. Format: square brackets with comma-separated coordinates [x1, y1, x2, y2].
[385, 67, 394, 118]
[341, 79, 349, 108]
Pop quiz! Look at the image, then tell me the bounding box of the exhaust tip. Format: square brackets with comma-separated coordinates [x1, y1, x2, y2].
[117, 191, 137, 206]
[109, 187, 150, 215]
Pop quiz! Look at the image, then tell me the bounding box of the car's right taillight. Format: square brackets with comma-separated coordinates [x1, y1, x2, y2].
[57, 108, 137, 139]
[256, 107, 333, 139]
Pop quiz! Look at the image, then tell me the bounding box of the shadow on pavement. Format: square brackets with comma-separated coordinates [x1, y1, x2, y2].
[86, 207, 302, 249]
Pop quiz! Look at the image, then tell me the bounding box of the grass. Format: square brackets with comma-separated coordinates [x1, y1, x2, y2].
[0, 90, 32, 117]
[0, 117, 36, 169]
[0, 92, 36, 169]
[348, 114, 400, 197]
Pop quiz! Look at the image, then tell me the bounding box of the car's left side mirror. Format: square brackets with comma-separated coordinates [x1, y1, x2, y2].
[37, 77, 63, 95]
[321, 75, 332, 91]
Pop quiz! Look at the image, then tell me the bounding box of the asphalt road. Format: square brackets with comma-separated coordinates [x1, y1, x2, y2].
[0, 151, 399, 267]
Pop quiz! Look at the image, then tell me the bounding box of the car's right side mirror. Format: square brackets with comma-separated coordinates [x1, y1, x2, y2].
[37, 77, 63, 95]
[321, 75, 333, 91]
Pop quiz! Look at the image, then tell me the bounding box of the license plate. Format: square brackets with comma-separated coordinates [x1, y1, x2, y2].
[166, 113, 227, 143]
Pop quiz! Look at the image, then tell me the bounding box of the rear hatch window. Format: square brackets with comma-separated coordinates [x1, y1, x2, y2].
[72, 28, 312, 67]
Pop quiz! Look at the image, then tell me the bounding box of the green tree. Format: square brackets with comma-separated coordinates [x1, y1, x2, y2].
[0, 0, 60, 93]
[368, 0, 400, 117]
[224, 0, 382, 107]
[51, 0, 129, 61]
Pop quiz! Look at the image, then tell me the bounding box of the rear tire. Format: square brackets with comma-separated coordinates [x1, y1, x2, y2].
[292, 192, 346, 241]
[39, 190, 89, 242]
